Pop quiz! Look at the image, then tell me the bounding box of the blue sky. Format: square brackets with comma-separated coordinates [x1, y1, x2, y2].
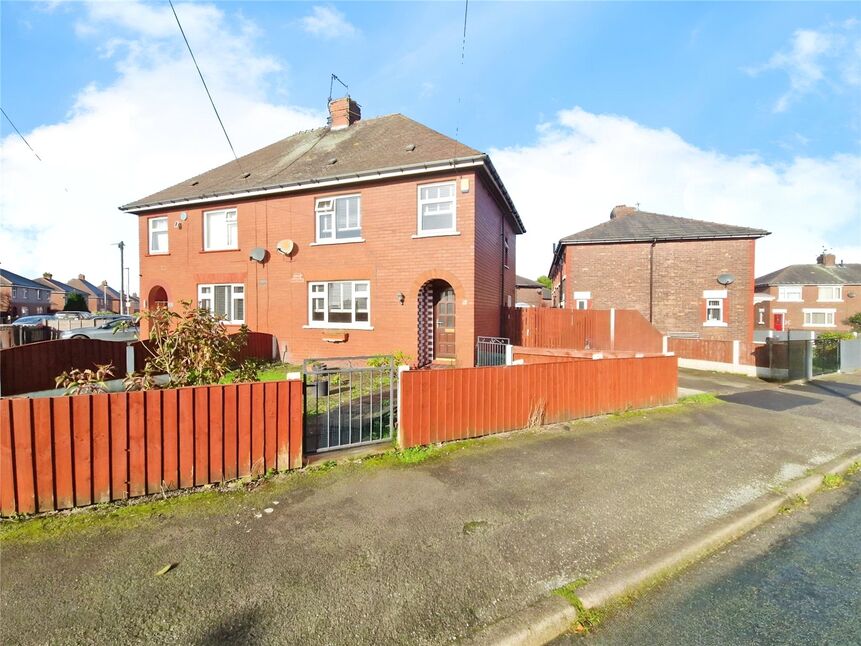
[1, 1, 859, 288]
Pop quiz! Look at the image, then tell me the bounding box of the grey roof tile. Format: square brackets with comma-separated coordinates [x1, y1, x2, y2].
[559, 210, 770, 244]
[756, 263, 861, 286]
[0, 269, 47, 290]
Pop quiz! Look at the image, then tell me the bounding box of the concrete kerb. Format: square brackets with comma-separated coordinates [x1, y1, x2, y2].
[464, 446, 861, 646]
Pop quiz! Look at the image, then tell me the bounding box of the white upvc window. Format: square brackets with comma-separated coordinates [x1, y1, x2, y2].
[21, 288, 28, 298]
[315, 194, 362, 243]
[777, 285, 802, 302]
[702, 289, 728, 327]
[817, 285, 842, 302]
[203, 208, 238, 251]
[757, 308, 765, 325]
[803, 308, 836, 327]
[148, 216, 169, 254]
[573, 291, 591, 310]
[417, 181, 457, 236]
[307, 280, 370, 328]
[11, 288, 17, 298]
[197, 284, 244, 324]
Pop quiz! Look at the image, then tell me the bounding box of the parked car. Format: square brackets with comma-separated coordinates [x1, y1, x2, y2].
[60, 317, 138, 342]
[54, 311, 92, 320]
[12, 315, 56, 327]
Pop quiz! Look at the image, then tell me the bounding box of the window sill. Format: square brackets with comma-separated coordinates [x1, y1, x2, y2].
[309, 239, 366, 246]
[776, 299, 803, 303]
[146, 252, 170, 257]
[702, 320, 728, 328]
[303, 324, 374, 331]
[201, 248, 240, 254]
[803, 324, 836, 328]
[816, 300, 843, 303]
[412, 231, 461, 239]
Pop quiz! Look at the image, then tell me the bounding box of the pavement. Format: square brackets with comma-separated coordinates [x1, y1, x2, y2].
[555, 479, 861, 645]
[1, 370, 860, 645]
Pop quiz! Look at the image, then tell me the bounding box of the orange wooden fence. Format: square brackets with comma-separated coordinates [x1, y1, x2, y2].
[504, 308, 663, 353]
[399, 355, 677, 448]
[0, 380, 302, 516]
[0, 332, 276, 397]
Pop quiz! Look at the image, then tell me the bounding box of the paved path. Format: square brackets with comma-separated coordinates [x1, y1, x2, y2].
[2, 372, 859, 645]
[556, 480, 861, 645]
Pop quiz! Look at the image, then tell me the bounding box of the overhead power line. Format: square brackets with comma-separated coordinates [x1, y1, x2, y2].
[453, 0, 469, 148]
[168, 0, 240, 163]
[1, 107, 42, 161]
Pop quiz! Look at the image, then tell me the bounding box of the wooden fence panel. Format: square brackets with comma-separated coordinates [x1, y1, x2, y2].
[1, 379, 303, 516]
[399, 356, 678, 449]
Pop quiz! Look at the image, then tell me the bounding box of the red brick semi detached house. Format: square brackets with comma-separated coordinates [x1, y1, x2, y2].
[549, 205, 769, 343]
[120, 97, 525, 367]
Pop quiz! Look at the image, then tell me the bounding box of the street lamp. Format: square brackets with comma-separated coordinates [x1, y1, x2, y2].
[111, 241, 125, 315]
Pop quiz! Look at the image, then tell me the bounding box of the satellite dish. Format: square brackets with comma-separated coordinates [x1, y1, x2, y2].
[249, 247, 267, 263]
[276, 239, 295, 256]
[717, 273, 735, 285]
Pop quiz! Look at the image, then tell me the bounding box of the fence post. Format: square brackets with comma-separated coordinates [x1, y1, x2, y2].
[505, 344, 514, 366]
[397, 364, 410, 448]
[732, 340, 740, 366]
[804, 340, 813, 381]
[610, 308, 616, 351]
[662, 335, 668, 354]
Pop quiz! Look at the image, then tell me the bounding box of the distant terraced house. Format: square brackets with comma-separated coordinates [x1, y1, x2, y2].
[0, 269, 51, 321]
[754, 252, 861, 334]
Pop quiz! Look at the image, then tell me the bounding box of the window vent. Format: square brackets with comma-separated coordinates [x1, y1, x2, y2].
[191, 180, 199, 186]
[405, 143, 416, 152]
[242, 172, 251, 179]
[327, 157, 338, 165]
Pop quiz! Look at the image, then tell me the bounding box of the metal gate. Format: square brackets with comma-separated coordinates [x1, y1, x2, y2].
[302, 356, 397, 453]
[476, 336, 510, 366]
[812, 336, 841, 376]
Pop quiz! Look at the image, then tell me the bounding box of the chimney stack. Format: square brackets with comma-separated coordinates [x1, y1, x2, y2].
[43, 272, 53, 279]
[328, 97, 361, 130]
[78, 274, 86, 280]
[817, 252, 836, 267]
[610, 205, 638, 220]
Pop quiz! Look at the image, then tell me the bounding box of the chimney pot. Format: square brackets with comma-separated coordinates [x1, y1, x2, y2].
[43, 272, 52, 279]
[610, 205, 638, 220]
[78, 274, 85, 280]
[328, 97, 361, 130]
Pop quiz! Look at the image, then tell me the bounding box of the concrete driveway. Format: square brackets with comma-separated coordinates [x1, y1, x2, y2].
[2, 372, 860, 645]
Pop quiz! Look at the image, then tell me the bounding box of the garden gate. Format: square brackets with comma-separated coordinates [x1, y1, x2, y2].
[302, 356, 398, 453]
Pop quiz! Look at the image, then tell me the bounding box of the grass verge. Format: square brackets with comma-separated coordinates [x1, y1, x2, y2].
[611, 392, 721, 420]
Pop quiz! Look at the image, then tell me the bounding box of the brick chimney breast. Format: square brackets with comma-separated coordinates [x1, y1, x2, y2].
[610, 205, 638, 220]
[817, 252, 836, 267]
[328, 97, 361, 130]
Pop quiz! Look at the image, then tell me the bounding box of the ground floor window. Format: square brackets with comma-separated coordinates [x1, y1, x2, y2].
[198, 283, 245, 324]
[702, 290, 728, 327]
[803, 309, 835, 327]
[706, 299, 723, 321]
[308, 280, 370, 327]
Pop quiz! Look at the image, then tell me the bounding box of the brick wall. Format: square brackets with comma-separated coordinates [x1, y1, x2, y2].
[554, 238, 756, 342]
[137, 170, 516, 367]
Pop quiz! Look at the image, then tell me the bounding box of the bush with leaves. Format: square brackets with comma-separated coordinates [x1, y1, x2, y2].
[56, 363, 114, 395]
[846, 312, 861, 333]
[132, 300, 248, 388]
[63, 292, 89, 312]
[123, 367, 158, 392]
[232, 358, 265, 383]
[367, 351, 411, 370]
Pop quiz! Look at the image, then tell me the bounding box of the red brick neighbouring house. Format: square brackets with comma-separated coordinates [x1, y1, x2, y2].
[120, 98, 525, 367]
[515, 275, 550, 308]
[754, 253, 861, 334]
[549, 205, 769, 342]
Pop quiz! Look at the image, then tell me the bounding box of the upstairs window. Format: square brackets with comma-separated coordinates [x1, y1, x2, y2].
[308, 280, 370, 327]
[316, 195, 361, 243]
[198, 283, 244, 324]
[204, 208, 238, 251]
[417, 181, 456, 235]
[777, 285, 802, 301]
[817, 285, 842, 302]
[148, 217, 169, 254]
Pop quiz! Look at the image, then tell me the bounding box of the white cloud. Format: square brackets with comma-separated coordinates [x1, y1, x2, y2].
[747, 20, 861, 112]
[300, 5, 357, 39]
[491, 107, 861, 280]
[0, 1, 321, 295]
